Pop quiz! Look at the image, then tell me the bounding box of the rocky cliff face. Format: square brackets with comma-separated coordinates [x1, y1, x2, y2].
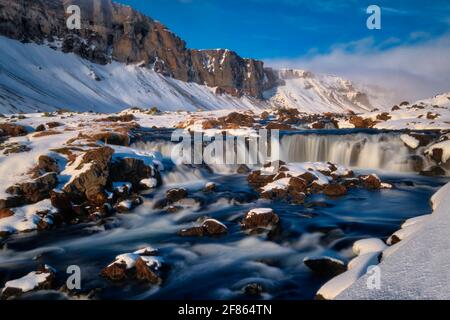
[0, 0, 275, 98]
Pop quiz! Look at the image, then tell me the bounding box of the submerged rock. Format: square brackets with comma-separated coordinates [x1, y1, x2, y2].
[323, 184, 348, 197]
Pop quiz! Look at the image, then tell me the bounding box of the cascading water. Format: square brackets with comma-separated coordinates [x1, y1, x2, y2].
[280, 132, 426, 172]
[133, 131, 427, 175]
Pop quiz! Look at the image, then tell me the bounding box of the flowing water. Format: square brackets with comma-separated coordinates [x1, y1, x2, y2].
[0, 129, 447, 300]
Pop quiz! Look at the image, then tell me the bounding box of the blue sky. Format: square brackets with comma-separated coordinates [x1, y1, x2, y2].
[117, 0, 450, 60]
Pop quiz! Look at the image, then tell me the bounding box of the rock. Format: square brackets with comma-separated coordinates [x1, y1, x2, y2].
[31, 155, 60, 178]
[135, 258, 161, 284]
[203, 182, 216, 193]
[311, 121, 325, 129]
[98, 115, 135, 123]
[247, 170, 275, 189]
[201, 119, 221, 130]
[202, 219, 228, 236]
[359, 174, 382, 190]
[400, 101, 410, 106]
[101, 262, 127, 281]
[219, 112, 254, 128]
[46, 121, 63, 128]
[388, 235, 402, 245]
[349, 115, 376, 129]
[50, 190, 73, 213]
[391, 105, 401, 111]
[179, 219, 228, 237]
[241, 208, 280, 230]
[115, 196, 143, 213]
[420, 166, 446, 177]
[5, 173, 58, 207]
[277, 108, 301, 124]
[260, 111, 270, 120]
[376, 113, 391, 121]
[304, 257, 347, 276]
[109, 157, 160, 190]
[0, 208, 14, 219]
[0, 123, 27, 137]
[0, 0, 278, 99]
[323, 184, 347, 197]
[63, 147, 114, 204]
[166, 188, 188, 203]
[237, 164, 251, 174]
[1, 265, 55, 299]
[429, 148, 444, 164]
[91, 132, 130, 146]
[243, 283, 264, 297]
[35, 124, 46, 132]
[178, 226, 205, 237]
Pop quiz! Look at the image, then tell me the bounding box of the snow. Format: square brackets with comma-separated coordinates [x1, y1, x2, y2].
[0, 36, 261, 114]
[247, 208, 273, 216]
[109, 249, 163, 270]
[338, 181, 450, 300]
[2, 271, 52, 294]
[0, 199, 56, 234]
[352, 238, 387, 256]
[400, 134, 420, 149]
[0, 36, 381, 114]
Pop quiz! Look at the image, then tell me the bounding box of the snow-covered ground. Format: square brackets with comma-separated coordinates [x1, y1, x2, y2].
[0, 36, 387, 114]
[336, 181, 450, 299]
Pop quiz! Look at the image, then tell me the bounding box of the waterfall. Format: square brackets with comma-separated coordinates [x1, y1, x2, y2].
[132, 133, 427, 179]
[280, 133, 425, 171]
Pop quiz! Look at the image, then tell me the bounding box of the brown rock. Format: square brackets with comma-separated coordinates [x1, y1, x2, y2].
[101, 263, 127, 281]
[203, 219, 228, 236]
[0, 123, 27, 137]
[5, 173, 58, 207]
[91, 132, 130, 146]
[109, 157, 159, 190]
[0, 208, 14, 219]
[241, 208, 280, 230]
[359, 174, 382, 190]
[304, 257, 347, 276]
[46, 121, 63, 128]
[323, 184, 348, 197]
[219, 112, 254, 128]
[178, 226, 205, 237]
[166, 188, 188, 203]
[237, 164, 251, 174]
[35, 124, 46, 132]
[376, 113, 391, 121]
[135, 258, 161, 284]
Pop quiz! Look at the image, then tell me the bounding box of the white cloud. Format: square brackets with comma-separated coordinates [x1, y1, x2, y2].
[266, 34, 450, 103]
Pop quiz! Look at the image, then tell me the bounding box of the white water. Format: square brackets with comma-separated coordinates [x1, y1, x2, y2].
[280, 133, 424, 172]
[132, 133, 426, 178]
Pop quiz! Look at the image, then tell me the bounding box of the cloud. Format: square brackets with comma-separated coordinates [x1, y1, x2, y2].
[266, 34, 450, 103]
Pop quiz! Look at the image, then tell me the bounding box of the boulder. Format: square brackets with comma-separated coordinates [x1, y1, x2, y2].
[135, 258, 161, 284]
[101, 262, 127, 281]
[63, 147, 114, 204]
[166, 188, 188, 203]
[0, 123, 27, 137]
[109, 157, 159, 190]
[5, 173, 58, 207]
[179, 219, 228, 237]
[359, 174, 382, 190]
[219, 112, 254, 128]
[304, 257, 347, 276]
[241, 208, 280, 230]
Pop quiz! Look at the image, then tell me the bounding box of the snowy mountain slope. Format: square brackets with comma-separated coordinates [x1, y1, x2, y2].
[0, 36, 386, 114]
[0, 36, 263, 114]
[263, 69, 386, 113]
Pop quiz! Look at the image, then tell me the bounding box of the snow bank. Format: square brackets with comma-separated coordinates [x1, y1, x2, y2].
[338, 181, 450, 300]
